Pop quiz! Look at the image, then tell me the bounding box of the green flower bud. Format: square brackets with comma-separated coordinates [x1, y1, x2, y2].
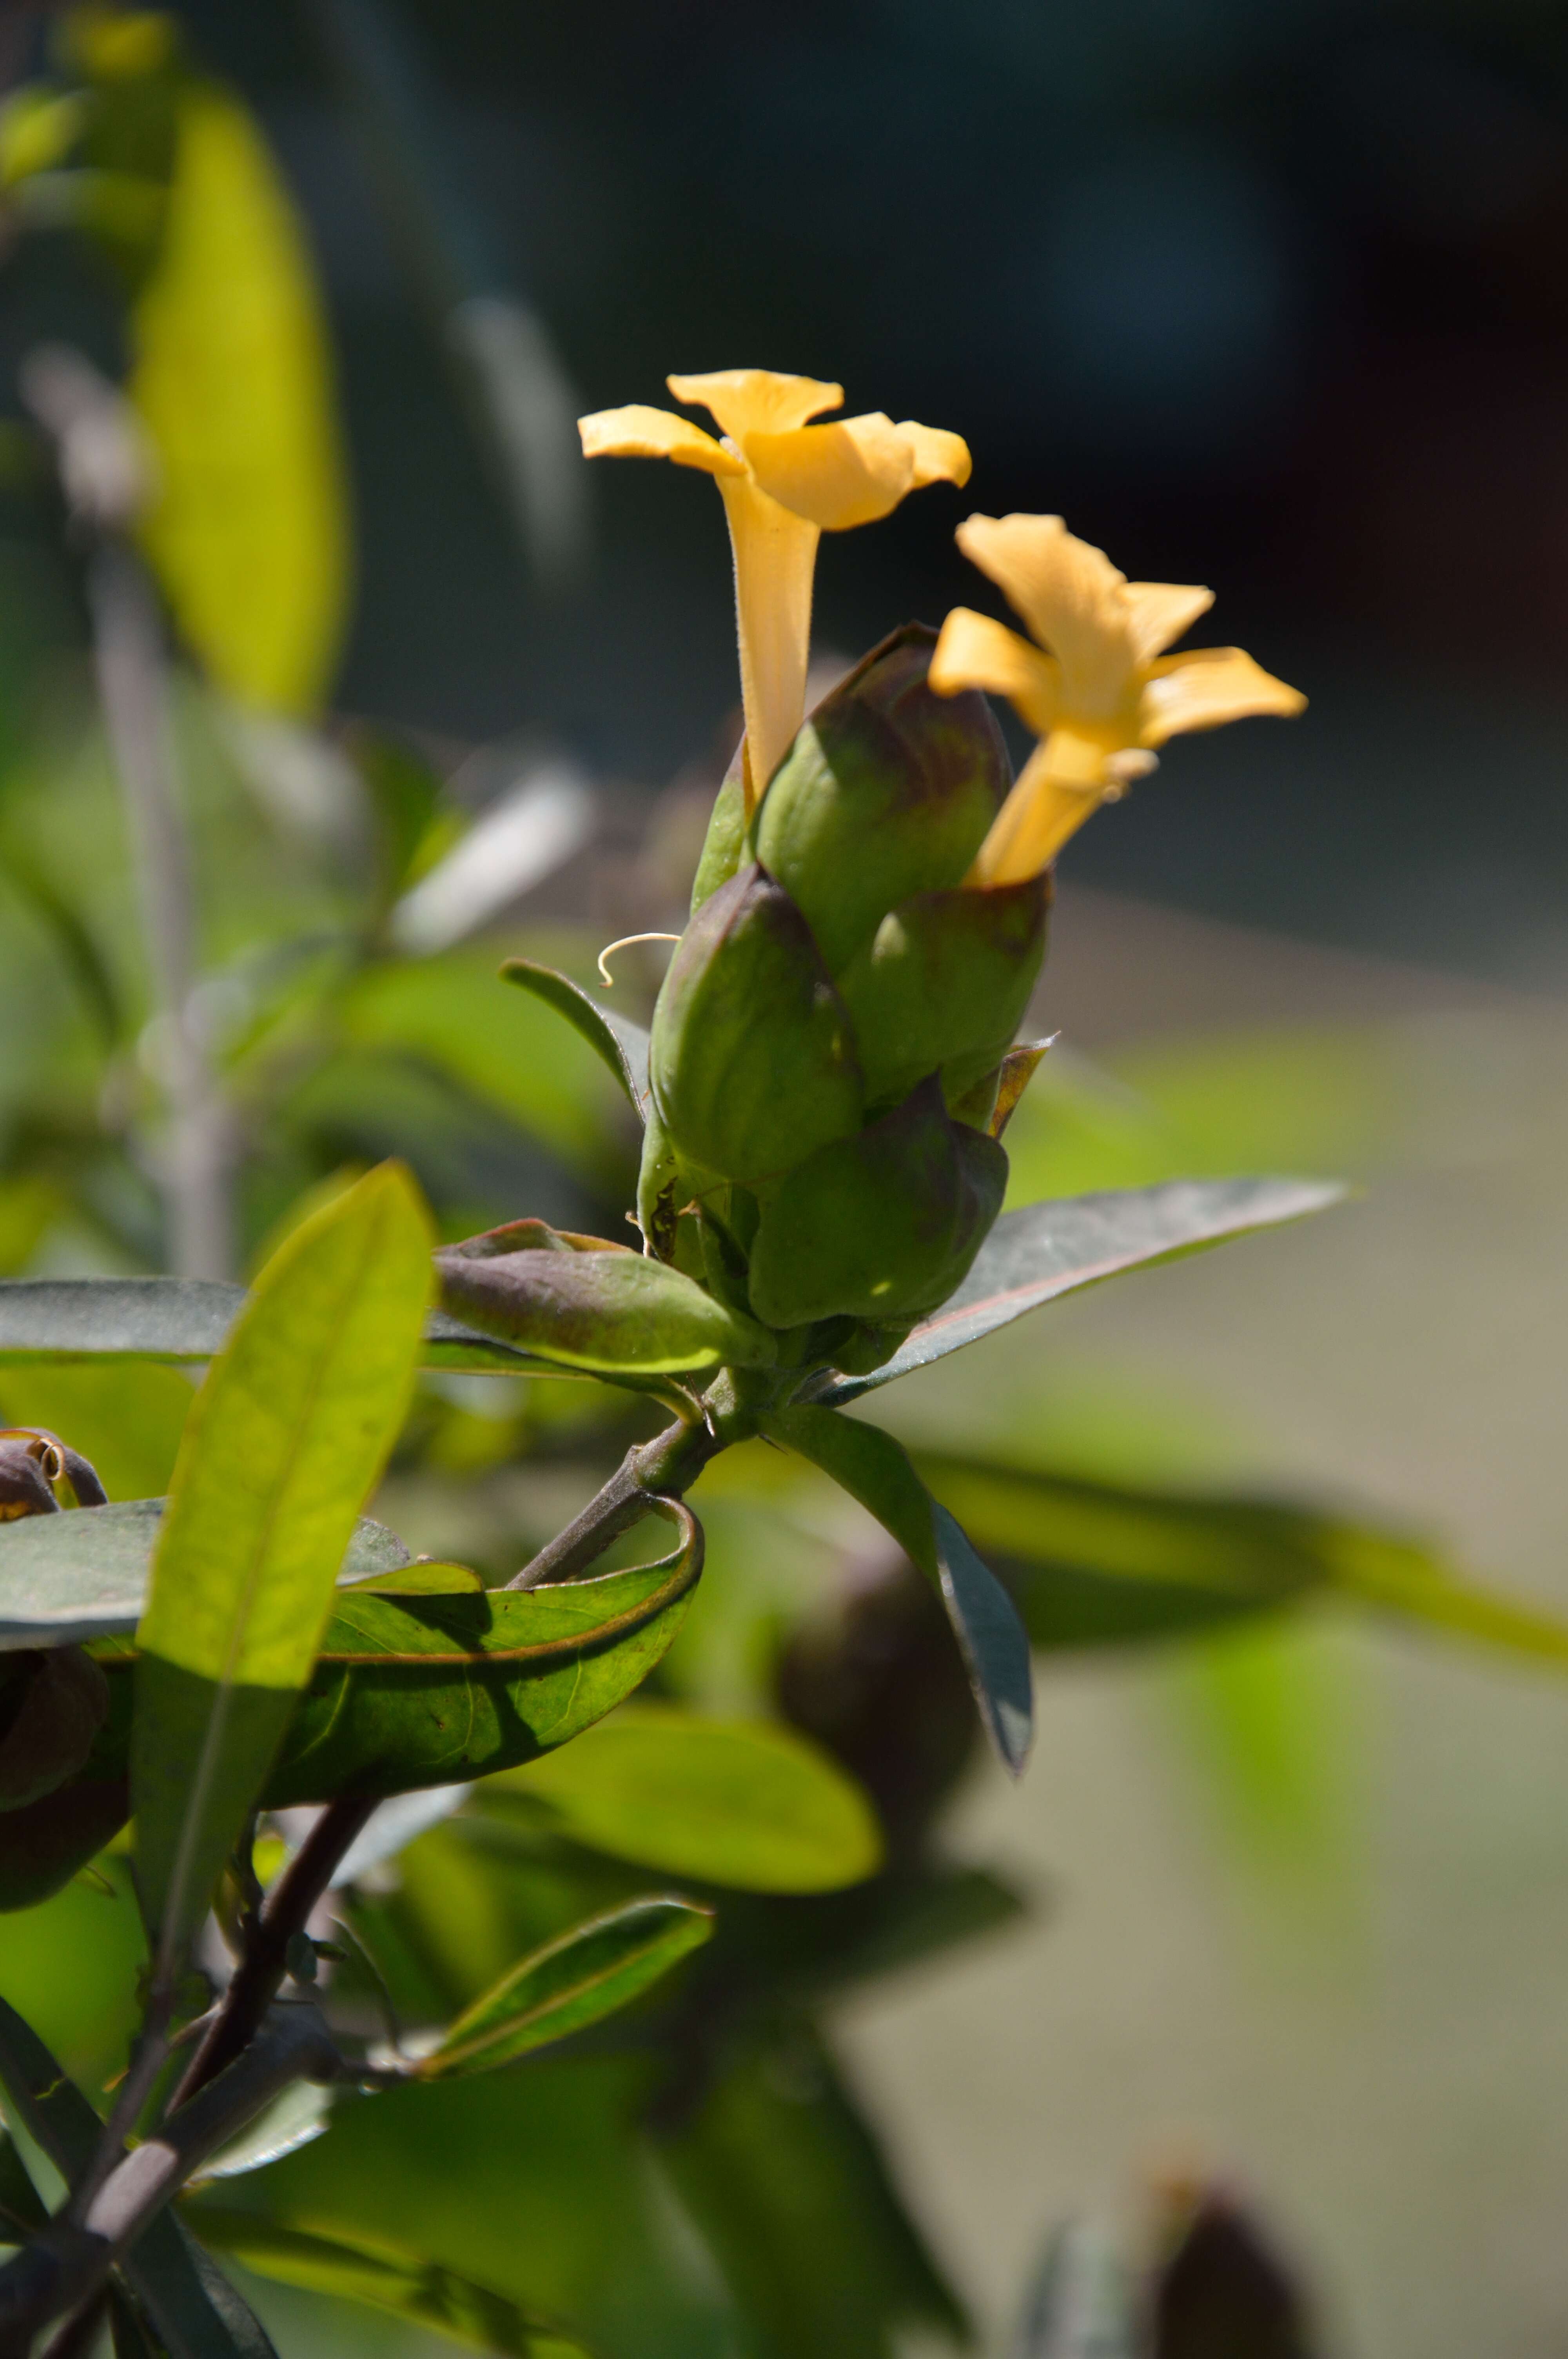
[747, 1077, 1007, 1329]
[834, 874, 1049, 1109]
[649, 862, 863, 1185]
[750, 623, 1010, 974]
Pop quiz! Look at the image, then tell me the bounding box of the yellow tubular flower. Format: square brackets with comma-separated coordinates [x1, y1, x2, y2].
[579, 371, 970, 812]
[929, 513, 1306, 886]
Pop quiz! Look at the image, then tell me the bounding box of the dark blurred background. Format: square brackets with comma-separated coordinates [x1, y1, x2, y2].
[27, 0, 1568, 979]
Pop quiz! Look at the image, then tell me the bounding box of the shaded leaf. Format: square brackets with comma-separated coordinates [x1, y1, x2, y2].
[501, 957, 651, 1118]
[491, 1705, 882, 1893]
[918, 1453, 1568, 1669]
[258, 1508, 706, 1805]
[132, 83, 348, 714]
[0, 1996, 276, 2358]
[192, 2079, 333, 2183]
[418, 1896, 713, 2078]
[190, 2212, 589, 2359]
[762, 1405, 1033, 1776]
[663, 2026, 967, 2359]
[808, 1178, 1345, 1406]
[9, 1511, 703, 1805]
[0, 2128, 47, 2240]
[0, 1277, 547, 1377]
[0, 1503, 409, 1650]
[133, 1165, 432, 1963]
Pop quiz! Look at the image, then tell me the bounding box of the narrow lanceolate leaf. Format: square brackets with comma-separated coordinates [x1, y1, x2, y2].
[490, 1705, 883, 1892]
[501, 957, 652, 1118]
[918, 1453, 1568, 1669]
[0, 1278, 551, 1376]
[417, 1897, 714, 2079]
[808, 1177, 1345, 1405]
[188, 2214, 589, 2359]
[133, 1165, 432, 1967]
[0, 1997, 276, 2359]
[762, 1405, 1033, 1776]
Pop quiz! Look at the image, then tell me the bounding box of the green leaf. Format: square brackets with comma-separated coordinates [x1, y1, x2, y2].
[501, 957, 651, 1118]
[131, 83, 348, 714]
[132, 1164, 432, 1963]
[340, 952, 628, 1180]
[762, 1405, 1033, 1776]
[915, 1456, 1321, 1648]
[663, 2026, 968, 2359]
[0, 2127, 46, 2239]
[0, 1996, 276, 2358]
[259, 1507, 705, 1804]
[918, 1453, 1568, 1670]
[808, 1177, 1345, 1405]
[0, 1277, 548, 1376]
[0, 1502, 412, 1649]
[418, 1896, 713, 2079]
[436, 1223, 777, 1378]
[189, 2213, 589, 2359]
[490, 1705, 882, 1892]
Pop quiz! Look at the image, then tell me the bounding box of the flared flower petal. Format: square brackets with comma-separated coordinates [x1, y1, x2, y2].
[1123, 580, 1215, 665]
[900, 422, 973, 491]
[666, 369, 843, 442]
[954, 514, 1138, 718]
[1140, 647, 1307, 745]
[577, 403, 742, 476]
[744, 413, 916, 530]
[582, 369, 970, 821]
[929, 607, 1061, 736]
[935, 509, 1304, 884]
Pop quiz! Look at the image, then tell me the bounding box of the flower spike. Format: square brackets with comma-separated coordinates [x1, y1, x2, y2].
[930, 513, 1305, 884]
[579, 370, 971, 812]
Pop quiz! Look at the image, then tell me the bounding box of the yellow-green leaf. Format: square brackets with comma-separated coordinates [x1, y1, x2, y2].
[132, 1164, 432, 1965]
[130, 82, 349, 715]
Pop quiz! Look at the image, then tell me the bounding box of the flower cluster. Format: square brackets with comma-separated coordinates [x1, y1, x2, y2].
[580, 369, 1303, 1365]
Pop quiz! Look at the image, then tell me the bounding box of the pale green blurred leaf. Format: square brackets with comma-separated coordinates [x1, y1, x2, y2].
[490, 1706, 882, 1893]
[131, 84, 349, 715]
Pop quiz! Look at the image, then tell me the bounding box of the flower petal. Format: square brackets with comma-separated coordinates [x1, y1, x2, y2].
[578, 404, 742, 476]
[930, 607, 1060, 736]
[667, 370, 842, 443]
[898, 420, 971, 489]
[966, 740, 1106, 887]
[718, 474, 821, 813]
[955, 514, 1136, 716]
[1123, 581, 1214, 664]
[1140, 647, 1307, 746]
[742, 413, 916, 530]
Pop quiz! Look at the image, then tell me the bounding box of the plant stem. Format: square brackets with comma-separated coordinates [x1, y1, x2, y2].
[19, 345, 236, 1282]
[0, 2005, 338, 2354]
[167, 1796, 377, 2110]
[507, 1405, 730, 1589]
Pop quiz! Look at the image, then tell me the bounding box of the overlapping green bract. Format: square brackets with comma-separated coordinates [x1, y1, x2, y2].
[641, 626, 1045, 1358]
